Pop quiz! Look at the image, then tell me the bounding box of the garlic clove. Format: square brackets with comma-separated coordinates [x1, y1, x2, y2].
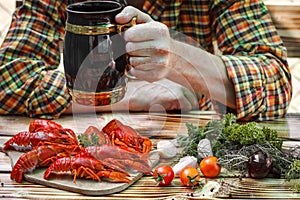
[197, 138, 213, 159]
[172, 156, 198, 175]
[156, 140, 177, 159]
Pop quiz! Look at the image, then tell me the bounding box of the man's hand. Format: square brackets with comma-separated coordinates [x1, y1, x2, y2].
[116, 6, 174, 82]
[65, 79, 199, 114]
[125, 79, 199, 112]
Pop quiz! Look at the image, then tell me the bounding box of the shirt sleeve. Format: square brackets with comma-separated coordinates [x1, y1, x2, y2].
[211, 0, 292, 121]
[0, 0, 71, 119]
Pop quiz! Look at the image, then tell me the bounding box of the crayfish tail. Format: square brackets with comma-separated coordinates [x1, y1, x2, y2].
[44, 157, 72, 180]
[3, 141, 14, 151]
[10, 162, 36, 183]
[10, 165, 24, 183]
[10, 150, 39, 183]
[3, 131, 31, 151]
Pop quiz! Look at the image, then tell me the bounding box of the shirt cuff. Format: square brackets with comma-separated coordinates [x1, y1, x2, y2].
[25, 70, 71, 119]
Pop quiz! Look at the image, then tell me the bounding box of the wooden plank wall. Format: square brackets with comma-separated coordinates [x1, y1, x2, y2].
[264, 1, 300, 113]
[264, 1, 300, 57]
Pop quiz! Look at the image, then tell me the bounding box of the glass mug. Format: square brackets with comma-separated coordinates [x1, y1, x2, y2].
[64, 1, 135, 106]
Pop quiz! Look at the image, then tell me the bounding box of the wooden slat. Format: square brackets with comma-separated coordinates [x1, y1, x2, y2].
[264, 1, 300, 57]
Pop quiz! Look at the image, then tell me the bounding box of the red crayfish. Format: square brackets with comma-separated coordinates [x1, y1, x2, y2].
[3, 119, 78, 151]
[44, 156, 131, 183]
[11, 144, 81, 183]
[78, 144, 152, 174]
[102, 119, 152, 153]
[4, 119, 153, 184]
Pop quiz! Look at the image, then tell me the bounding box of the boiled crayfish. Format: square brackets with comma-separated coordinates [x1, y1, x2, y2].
[4, 119, 153, 183]
[3, 119, 78, 151]
[78, 144, 152, 174]
[44, 156, 131, 183]
[11, 144, 81, 183]
[102, 119, 152, 153]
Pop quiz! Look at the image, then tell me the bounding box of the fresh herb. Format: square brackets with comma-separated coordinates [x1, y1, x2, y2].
[286, 160, 300, 180]
[222, 113, 237, 127]
[176, 113, 300, 185]
[286, 160, 300, 192]
[176, 114, 236, 158]
[203, 119, 224, 147]
[219, 119, 282, 148]
[214, 142, 290, 175]
[224, 122, 267, 145]
[177, 123, 206, 158]
[288, 179, 300, 192]
[77, 132, 101, 147]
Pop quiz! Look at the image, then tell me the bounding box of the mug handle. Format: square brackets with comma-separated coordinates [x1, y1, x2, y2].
[117, 17, 137, 33]
[116, 17, 138, 79]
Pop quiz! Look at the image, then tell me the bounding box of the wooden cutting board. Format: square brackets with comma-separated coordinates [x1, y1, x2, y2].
[6, 150, 160, 196]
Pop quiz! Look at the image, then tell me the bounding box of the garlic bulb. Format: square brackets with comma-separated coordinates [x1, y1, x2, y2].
[197, 138, 213, 159]
[156, 140, 177, 159]
[172, 156, 198, 175]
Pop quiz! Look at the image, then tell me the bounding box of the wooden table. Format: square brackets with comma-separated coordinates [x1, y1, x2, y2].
[1, 111, 300, 199]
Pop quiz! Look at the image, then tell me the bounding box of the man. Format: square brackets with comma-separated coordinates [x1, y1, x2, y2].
[0, 0, 292, 121]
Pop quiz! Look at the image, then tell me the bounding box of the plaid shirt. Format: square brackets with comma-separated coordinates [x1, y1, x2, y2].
[0, 0, 291, 120]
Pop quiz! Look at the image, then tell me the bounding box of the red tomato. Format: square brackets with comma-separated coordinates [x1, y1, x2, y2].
[199, 156, 221, 178]
[153, 165, 174, 186]
[179, 166, 201, 188]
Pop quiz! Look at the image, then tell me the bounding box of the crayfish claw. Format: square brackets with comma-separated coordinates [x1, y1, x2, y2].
[102, 119, 152, 154]
[97, 171, 131, 183]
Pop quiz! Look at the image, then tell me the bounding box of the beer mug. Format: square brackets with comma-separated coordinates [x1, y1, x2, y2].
[64, 1, 135, 106]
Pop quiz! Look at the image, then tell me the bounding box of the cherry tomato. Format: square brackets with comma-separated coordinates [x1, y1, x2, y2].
[153, 165, 174, 186]
[199, 156, 221, 178]
[179, 166, 201, 188]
